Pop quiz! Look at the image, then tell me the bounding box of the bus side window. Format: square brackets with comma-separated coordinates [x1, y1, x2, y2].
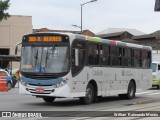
[100, 45, 110, 66]
[111, 46, 122, 66]
[133, 49, 141, 68]
[123, 48, 132, 67]
[88, 44, 99, 66]
[142, 50, 151, 69]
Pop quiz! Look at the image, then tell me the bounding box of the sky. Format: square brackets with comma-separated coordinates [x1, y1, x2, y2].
[7, 0, 160, 34]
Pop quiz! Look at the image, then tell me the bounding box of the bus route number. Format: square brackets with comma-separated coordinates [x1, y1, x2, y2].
[92, 70, 102, 76]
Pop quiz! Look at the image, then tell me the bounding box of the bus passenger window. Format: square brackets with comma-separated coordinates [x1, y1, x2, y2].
[123, 48, 132, 67]
[100, 45, 110, 66]
[133, 50, 141, 68]
[88, 44, 99, 65]
[111, 47, 122, 66]
[142, 51, 151, 68]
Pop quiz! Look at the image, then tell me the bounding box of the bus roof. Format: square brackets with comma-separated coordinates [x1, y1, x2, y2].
[75, 35, 152, 51]
[26, 32, 152, 51]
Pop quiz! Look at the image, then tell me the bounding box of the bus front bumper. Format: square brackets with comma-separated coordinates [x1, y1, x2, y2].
[19, 82, 73, 98]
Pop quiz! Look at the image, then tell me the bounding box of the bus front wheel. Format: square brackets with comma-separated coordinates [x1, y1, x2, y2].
[43, 97, 55, 103]
[79, 83, 94, 105]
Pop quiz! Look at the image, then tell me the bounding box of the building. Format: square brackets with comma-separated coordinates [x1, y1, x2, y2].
[96, 31, 137, 43]
[133, 30, 160, 50]
[96, 28, 145, 36]
[34, 28, 95, 37]
[0, 15, 32, 68]
[96, 28, 146, 43]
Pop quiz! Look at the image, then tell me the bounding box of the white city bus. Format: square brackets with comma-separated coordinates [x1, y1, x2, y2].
[18, 32, 152, 104]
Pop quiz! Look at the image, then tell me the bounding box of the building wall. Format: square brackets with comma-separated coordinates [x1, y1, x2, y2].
[37, 28, 95, 37]
[0, 15, 32, 68]
[0, 15, 32, 54]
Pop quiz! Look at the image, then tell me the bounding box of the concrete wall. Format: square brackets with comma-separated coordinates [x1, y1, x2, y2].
[0, 15, 32, 68]
[0, 15, 32, 54]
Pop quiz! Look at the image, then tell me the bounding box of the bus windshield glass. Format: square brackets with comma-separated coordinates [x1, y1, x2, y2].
[151, 63, 157, 72]
[21, 45, 70, 74]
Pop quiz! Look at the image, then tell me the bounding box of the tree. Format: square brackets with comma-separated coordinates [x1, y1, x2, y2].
[0, 0, 10, 21]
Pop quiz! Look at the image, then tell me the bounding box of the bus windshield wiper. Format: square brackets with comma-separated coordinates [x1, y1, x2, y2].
[34, 49, 38, 59]
[45, 50, 49, 66]
[34, 49, 39, 67]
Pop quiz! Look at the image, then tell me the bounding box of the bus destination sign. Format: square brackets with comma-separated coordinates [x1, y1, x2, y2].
[28, 36, 62, 42]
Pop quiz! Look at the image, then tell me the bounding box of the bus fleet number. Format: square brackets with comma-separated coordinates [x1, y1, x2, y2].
[92, 70, 102, 76]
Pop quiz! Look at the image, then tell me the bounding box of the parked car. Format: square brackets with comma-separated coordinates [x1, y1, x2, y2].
[0, 69, 12, 90]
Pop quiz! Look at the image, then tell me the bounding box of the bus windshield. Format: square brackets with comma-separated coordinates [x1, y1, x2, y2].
[151, 63, 157, 72]
[21, 45, 70, 74]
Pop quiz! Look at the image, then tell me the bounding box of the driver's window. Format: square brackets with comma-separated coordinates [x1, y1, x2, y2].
[72, 40, 86, 77]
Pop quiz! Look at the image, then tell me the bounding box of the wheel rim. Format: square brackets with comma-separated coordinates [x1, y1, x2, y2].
[86, 87, 93, 100]
[128, 84, 134, 97]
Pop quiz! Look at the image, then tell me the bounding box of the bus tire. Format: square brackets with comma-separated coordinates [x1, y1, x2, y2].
[43, 97, 55, 103]
[125, 81, 136, 99]
[157, 85, 160, 89]
[79, 83, 94, 105]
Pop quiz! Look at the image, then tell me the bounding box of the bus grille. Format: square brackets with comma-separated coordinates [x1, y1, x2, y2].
[26, 88, 54, 94]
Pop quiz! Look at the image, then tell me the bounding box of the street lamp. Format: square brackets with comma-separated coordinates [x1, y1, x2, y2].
[80, 0, 97, 32]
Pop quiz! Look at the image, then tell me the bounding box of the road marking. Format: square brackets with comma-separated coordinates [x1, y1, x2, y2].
[148, 92, 160, 95]
[136, 91, 153, 95]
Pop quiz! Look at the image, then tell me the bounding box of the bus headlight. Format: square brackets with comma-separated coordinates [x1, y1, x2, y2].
[53, 80, 67, 88]
[20, 80, 28, 86]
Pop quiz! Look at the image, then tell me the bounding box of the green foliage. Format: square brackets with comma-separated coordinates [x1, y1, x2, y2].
[0, 0, 10, 21]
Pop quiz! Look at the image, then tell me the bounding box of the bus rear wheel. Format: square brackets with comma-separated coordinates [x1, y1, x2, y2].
[79, 83, 94, 105]
[126, 81, 136, 99]
[43, 97, 55, 103]
[119, 81, 135, 100]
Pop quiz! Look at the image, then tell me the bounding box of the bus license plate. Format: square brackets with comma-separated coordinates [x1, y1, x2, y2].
[36, 88, 44, 93]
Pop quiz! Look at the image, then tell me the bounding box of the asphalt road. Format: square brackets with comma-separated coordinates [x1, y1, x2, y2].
[1, 86, 160, 120]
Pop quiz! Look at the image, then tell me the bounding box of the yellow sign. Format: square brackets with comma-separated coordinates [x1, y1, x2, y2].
[28, 36, 62, 42]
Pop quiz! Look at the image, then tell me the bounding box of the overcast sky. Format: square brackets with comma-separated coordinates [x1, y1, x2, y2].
[8, 0, 160, 34]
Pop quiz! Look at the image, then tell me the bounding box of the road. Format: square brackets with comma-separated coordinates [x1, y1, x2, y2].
[1, 87, 160, 120]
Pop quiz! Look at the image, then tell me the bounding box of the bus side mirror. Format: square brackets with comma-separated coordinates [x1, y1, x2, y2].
[75, 49, 79, 66]
[15, 42, 22, 55]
